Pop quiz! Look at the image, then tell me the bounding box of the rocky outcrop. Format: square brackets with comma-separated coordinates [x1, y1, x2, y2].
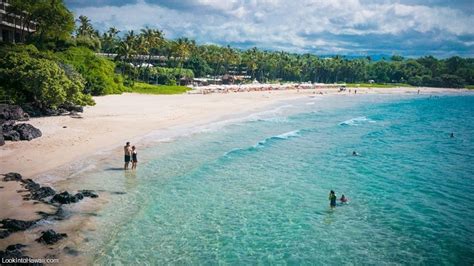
[3, 130, 20, 141]
[0, 244, 30, 261]
[78, 190, 99, 198]
[51, 190, 99, 204]
[1, 172, 99, 241]
[13, 123, 42, 141]
[3, 172, 22, 182]
[29, 186, 56, 201]
[0, 127, 4, 146]
[0, 219, 38, 238]
[0, 104, 29, 121]
[51, 191, 84, 204]
[60, 103, 83, 113]
[22, 103, 83, 117]
[1, 105, 42, 143]
[36, 230, 67, 245]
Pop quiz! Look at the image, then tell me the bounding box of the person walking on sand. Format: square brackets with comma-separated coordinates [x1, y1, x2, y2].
[131, 146, 138, 170]
[124, 142, 132, 170]
[329, 190, 337, 208]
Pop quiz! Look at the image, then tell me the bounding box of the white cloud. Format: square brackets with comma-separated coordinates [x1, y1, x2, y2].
[70, 0, 474, 56]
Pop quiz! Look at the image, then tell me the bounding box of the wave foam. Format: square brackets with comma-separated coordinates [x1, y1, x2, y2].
[224, 130, 302, 157]
[339, 116, 375, 126]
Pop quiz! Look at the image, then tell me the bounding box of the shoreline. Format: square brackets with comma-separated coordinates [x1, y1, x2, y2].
[1, 87, 470, 179]
[0, 86, 472, 263]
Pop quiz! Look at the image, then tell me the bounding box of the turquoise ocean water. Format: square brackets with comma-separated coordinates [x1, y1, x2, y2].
[64, 94, 473, 264]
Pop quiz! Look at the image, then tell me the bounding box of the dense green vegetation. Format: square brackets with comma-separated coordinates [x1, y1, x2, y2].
[55, 47, 128, 95]
[346, 83, 413, 88]
[95, 23, 473, 88]
[131, 82, 191, 95]
[0, 44, 94, 108]
[1, 0, 472, 113]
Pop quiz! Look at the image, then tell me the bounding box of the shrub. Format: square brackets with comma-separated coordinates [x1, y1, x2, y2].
[0, 44, 93, 109]
[56, 46, 127, 95]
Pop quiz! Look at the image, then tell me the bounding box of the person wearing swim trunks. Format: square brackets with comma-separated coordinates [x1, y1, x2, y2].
[124, 142, 132, 170]
[329, 190, 337, 208]
[131, 146, 138, 170]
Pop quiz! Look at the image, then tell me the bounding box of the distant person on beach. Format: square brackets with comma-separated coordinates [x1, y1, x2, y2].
[131, 146, 138, 170]
[329, 190, 337, 208]
[354, 89, 357, 94]
[124, 142, 132, 170]
[340, 194, 348, 203]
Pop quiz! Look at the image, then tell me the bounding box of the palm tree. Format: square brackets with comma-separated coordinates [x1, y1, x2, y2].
[172, 38, 195, 79]
[76, 15, 94, 37]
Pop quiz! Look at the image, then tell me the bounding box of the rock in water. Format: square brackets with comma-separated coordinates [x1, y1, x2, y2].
[12, 123, 42, 141]
[36, 230, 67, 245]
[3, 172, 22, 182]
[22, 179, 40, 191]
[0, 244, 28, 260]
[30, 186, 56, 200]
[0, 104, 29, 121]
[0, 219, 37, 233]
[78, 190, 99, 198]
[51, 191, 83, 204]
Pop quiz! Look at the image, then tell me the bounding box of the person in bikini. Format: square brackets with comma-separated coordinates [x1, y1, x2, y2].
[131, 146, 138, 170]
[124, 142, 132, 170]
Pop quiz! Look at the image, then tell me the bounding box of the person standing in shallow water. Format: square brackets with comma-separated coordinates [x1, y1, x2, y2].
[131, 146, 138, 170]
[124, 142, 132, 170]
[329, 190, 337, 208]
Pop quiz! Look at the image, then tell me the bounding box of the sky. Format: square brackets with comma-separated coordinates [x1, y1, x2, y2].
[64, 0, 474, 57]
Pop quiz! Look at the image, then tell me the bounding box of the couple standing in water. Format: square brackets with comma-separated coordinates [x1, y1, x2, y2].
[124, 142, 138, 170]
[329, 190, 348, 208]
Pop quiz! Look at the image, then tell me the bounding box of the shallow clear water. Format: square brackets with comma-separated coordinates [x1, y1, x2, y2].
[69, 94, 473, 264]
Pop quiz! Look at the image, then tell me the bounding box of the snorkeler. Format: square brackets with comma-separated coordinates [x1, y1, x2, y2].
[340, 194, 348, 203]
[329, 190, 337, 208]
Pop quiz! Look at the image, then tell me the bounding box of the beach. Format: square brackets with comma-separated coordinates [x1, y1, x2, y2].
[0, 87, 464, 178]
[1, 86, 472, 264]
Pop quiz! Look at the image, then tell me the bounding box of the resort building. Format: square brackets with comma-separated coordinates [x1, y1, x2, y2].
[0, 0, 37, 43]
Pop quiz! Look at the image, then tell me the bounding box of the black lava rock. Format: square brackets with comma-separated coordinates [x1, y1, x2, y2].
[36, 230, 67, 245]
[78, 190, 99, 198]
[0, 127, 4, 146]
[3, 130, 20, 141]
[1, 120, 15, 132]
[12, 123, 42, 141]
[0, 104, 29, 121]
[60, 104, 83, 113]
[22, 179, 40, 191]
[30, 186, 56, 201]
[3, 172, 22, 182]
[51, 191, 82, 204]
[0, 244, 28, 260]
[0, 219, 37, 233]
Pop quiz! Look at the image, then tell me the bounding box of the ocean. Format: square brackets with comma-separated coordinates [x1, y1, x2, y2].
[57, 94, 474, 264]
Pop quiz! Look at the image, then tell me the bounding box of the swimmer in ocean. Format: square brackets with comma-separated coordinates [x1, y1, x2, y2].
[329, 190, 337, 208]
[450, 132, 454, 138]
[340, 194, 348, 203]
[352, 151, 359, 156]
